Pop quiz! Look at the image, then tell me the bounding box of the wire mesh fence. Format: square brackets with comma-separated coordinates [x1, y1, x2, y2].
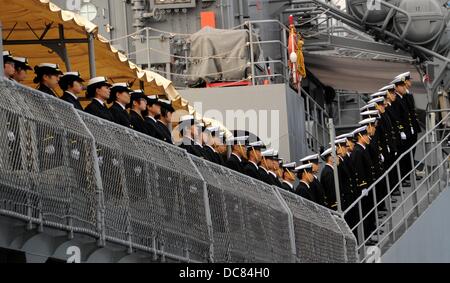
[0, 78, 356, 262]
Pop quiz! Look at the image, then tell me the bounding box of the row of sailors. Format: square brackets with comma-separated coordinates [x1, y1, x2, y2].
[2, 52, 175, 144]
[2, 52, 419, 237]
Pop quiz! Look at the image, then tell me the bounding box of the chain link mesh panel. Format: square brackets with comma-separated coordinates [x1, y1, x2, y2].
[192, 157, 293, 262]
[80, 113, 210, 262]
[0, 78, 357, 262]
[0, 79, 101, 236]
[279, 189, 348, 262]
[333, 216, 359, 263]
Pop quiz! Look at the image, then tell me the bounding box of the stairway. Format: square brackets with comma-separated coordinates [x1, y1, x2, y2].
[343, 112, 450, 262]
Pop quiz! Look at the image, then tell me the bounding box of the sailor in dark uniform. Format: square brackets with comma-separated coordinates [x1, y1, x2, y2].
[178, 115, 208, 159]
[269, 151, 283, 188]
[224, 135, 249, 173]
[351, 125, 376, 240]
[395, 72, 423, 178]
[391, 76, 414, 185]
[395, 72, 421, 142]
[156, 99, 175, 144]
[202, 126, 225, 164]
[294, 163, 316, 202]
[129, 90, 149, 135]
[281, 162, 298, 192]
[84, 77, 113, 121]
[258, 149, 276, 185]
[3, 51, 16, 80]
[320, 147, 339, 210]
[300, 154, 328, 208]
[58, 72, 85, 110]
[34, 63, 63, 97]
[335, 138, 356, 208]
[214, 131, 228, 166]
[144, 94, 164, 140]
[242, 140, 266, 181]
[108, 83, 132, 128]
[12, 56, 32, 83]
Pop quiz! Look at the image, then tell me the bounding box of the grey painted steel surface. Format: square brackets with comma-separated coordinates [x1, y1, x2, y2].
[382, 188, 450, 263]
[0, 78, 355, 262]
[180, 84, 308, 163]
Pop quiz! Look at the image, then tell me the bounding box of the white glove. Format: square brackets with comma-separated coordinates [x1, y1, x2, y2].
[380, 154, 385, 163]
[400, 132, 407, 140]
[387, 145, 390, 153]
[411, 127, 415, 135]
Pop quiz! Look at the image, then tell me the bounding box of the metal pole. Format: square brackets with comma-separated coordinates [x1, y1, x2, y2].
[248, 22, 256, 86]
[328, 118, 342, 213]
[59, 24, 72, 72]
[146, 28, 151, 70]
[88, 33, 97, 78]
[0, 20, 4, 77]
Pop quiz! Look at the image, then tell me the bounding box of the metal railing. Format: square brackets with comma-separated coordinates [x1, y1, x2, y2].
[343, 112, 450, 262]
[0, 78, 356, 263]
[335, 90, 370, 127]
[302, 87, 330, 153]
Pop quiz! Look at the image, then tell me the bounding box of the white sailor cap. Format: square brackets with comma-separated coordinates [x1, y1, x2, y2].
[62, 71, 82, 78]
[3, 51, 14, 62]
[379, 84, 396, 92]
[295, 163, 313, 172]
[368, 97, 385, 105]
[158, 98, 171, 105]
[360, 102, 376, 111]
[205, 126, 220, 133]
[395, 72, 411, 81]
[353, 126, 368, 136]
[282, 162, 297, 170]
[360, 110, 380, 120]
[227, 135, 249, 145]
[87, 76, 110, 87]
[146, 95, 157, 99]
[179, 114, 195, 123]
[12, 56, 32, 70]
[336, 133, 353, 140]
[300, 154, 319, 164]
[321, 147, 334, 159]
[335, 138, 348, 145]
[390, 76, 407, 85]
[111, 82, 130, 89]
[261, 148, 275, 157]
[370, 91, 386, 99]
[36, 63, 62, 70]
[247, 140, 265, 149]
[359, 117, 377, 126]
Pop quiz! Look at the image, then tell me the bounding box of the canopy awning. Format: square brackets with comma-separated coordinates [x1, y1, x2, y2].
[0, 0, 190, 107]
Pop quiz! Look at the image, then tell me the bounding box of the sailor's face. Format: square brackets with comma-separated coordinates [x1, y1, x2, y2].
[13, 69, 27, 82]
[4, 62, 15, 77]
[387, 90, 396, 101]
[45, 74, 60, 89]
[396, 84, 407, 95]
[98, 85, 111, 100]
[117, 91, 131, 105]
[405, 80, 412, 88]
[71, 80, 84, 95]
[347, 140, 355, 152]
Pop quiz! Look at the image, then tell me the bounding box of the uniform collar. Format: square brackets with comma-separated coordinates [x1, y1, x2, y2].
[116, 102, 126, 110]
[65, 91, 78, 100]
[269, 171, 277, 178]
[147, 115, 157, 122]
[346, 152, 351, 158]
[231, 153, 242, 163]
[300, 180, 310, 189]
[357, 142, 366, 150]
[249, 160, 258, 170]
[396, 91, 404, 99]
[282, 180, 294, 189]
[326, 163, 334, 169]
[94, 98, 105, 106]
[259, 166, 269, 174]
[206, 144, 217, 153]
